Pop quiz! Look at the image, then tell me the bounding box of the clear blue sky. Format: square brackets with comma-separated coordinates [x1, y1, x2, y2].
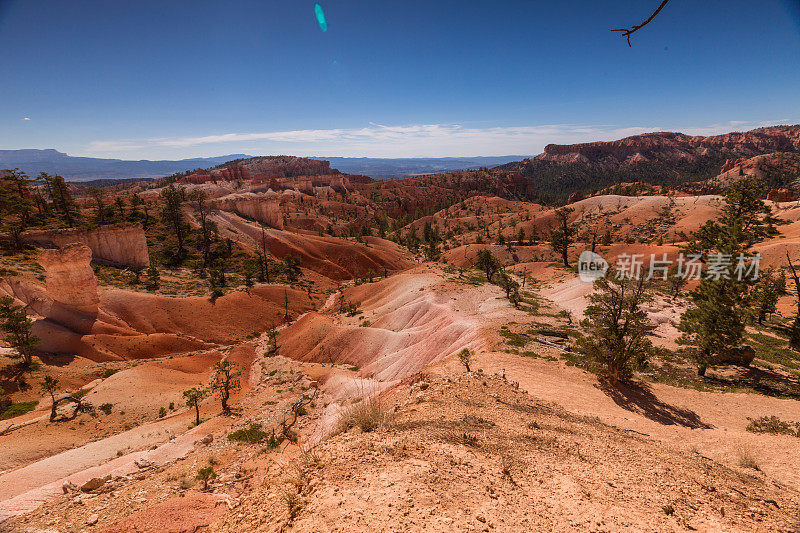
[1, 0, 799, 159]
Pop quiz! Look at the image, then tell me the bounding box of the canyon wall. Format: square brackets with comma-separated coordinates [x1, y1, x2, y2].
[22, 223, 150, 268]
[537, 126, 800, 164]
[213, 193, 284, 230]
[37, 244, 99, 334]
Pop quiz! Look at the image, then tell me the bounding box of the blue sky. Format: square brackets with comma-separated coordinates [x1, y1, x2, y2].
[1, 0, 799, 159]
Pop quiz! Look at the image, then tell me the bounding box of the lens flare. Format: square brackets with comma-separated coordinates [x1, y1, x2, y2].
[314, 3, 327, 32]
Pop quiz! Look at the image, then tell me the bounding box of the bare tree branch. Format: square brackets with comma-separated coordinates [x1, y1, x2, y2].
[612, 0, 671, 46]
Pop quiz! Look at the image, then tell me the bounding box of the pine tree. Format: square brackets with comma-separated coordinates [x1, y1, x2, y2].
[40, 376, 60, 421]
[678, 177, 768, 375]
[159, 184, 189, 262]
[44, 175, 78, 227]
[183, 387, 209, 426]
[576, 270, 655, 381]
[476, 249, 500, 282]
[549, 207, 576, 267]
[0, 296, 39, 367]
[752, 269, 779, 325]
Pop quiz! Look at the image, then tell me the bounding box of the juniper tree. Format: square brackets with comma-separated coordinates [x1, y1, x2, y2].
[210, 360, 241, 412]
[183, 387, 209, 426]
[576, 270, 655, 381]
[0, 296, 39, 367]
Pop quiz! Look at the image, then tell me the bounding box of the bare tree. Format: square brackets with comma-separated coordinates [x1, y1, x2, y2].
[612, 0, 671, 46]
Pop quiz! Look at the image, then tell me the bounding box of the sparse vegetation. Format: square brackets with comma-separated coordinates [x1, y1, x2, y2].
[196, 466, 217, 491]
[457, 348, 473, 372]
[746, 415, 800, 437]
[0, 400, 38, 420]
[736, 447, 760, 471]
[337, 395, 390, 433]
[228, 423, 269, 443]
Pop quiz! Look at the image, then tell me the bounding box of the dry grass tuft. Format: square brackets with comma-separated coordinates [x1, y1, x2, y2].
[737, 446, 761, 471]
[336, 395, 392, 434]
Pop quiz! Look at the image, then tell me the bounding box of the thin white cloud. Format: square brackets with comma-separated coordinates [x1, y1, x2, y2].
[82, 119, 795, 159]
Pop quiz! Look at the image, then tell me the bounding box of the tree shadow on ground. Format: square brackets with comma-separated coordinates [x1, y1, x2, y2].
[0, 363, 32, 394]
[705, 366, 800, 400]
[596, 377, 712, 429]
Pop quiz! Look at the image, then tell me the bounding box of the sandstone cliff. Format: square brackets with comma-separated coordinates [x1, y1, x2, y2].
[536, 126, 800, 164]
[213, 193, 284, 229]
[702, 152, 800, 191]
[22, 223, 150, 268]
[37, 244, 99, 334]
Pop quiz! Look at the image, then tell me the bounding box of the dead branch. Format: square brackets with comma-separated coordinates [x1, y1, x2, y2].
[279, 387, 318, 439]
[786, 251, 800, 316]
[730, 486, 780, 508]
[612, 0, 671, 46]
[534, 337, 571, 352]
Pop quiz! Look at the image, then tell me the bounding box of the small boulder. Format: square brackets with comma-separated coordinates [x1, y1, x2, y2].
[80, 477, 105, 492]
[62, 481, 77, 494]
[86, 513, 99, 526]
[200, 434, 214, 445]
[134, 458, 154, 469]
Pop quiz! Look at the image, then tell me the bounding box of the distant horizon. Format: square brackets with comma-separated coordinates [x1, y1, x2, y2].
[3, 121, 798, 163]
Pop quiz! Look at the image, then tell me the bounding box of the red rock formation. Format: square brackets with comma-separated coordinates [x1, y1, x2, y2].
[537, 126, 800, 164]
[216, 164, 250, 182]
[37, 244, 99, 333]
[213, 193, 284, 229]
[767, 188, 797, 202]
[703, 152, 800, 191]
[22, 223, 150, 268]
[567, 191, 585, 204]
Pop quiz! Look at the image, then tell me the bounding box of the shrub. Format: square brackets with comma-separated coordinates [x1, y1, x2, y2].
[228, 423, 269, 443]
[0, 400, 38, 420]
[460, 433, 480, 447]
[102, 368, 119, 378]
[99, 403, 113, 415]
[746, 415, 800, 437]
[196, 466, 216, 490]
[737, 447, 760, 470]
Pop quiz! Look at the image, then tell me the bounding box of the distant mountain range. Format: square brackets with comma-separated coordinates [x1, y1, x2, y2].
[0, 149, 250, 181]
[310, 156, 528, 179]
[0, 149, 528, 182]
